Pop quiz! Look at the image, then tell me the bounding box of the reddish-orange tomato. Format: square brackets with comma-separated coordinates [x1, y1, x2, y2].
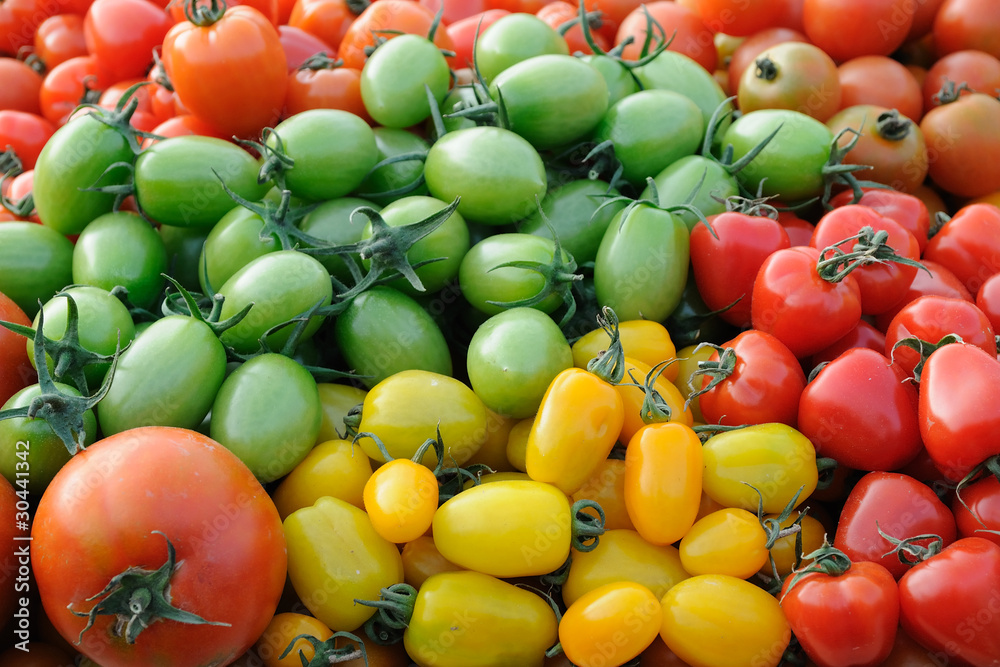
[284, 58, 371, 122]
[277, 24, 332, 72]
[695, 0, 794, 37]
[288, 0, 360, 53]
[446, 9, 510, 70]
[737, 41, 840, 121]
[921, 93, 1000, 198]
[38, 55, 106, 126]
[727, 27, 808, 96]
[0, 110, 55, 171]
[143, 114, 231, 147]
[837, 55, 923, 122]
[84, 0, 174, 84]
[163, 4, 288, 139]
[536, 1, 609, 56]
[0, 0, 62, 56]
[34, 14, 89, 69]
[337, 0, 456, 71]
[826, 104, 928, 194]
[933, 0, 1000, 60]
[0, 57, 43, 114]
[922, 49, 1000, 114]
[419, 0, 489, 26]
[802, 0, 914, 62]
[615, 1, 717, 72]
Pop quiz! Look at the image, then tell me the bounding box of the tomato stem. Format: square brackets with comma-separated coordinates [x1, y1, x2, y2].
[780, 536, 852, 599]
[570, 498, 606, 552]
[585, 307, 626, 384]
[889, 333, 964, 383]
[954, 455, 1000, 530]
[875, 109, 913, 142]
[183, 0, 228, 27]
[754, 56, 778, 81]
[684, 343, 734, 407]
[619, 358, 678, 424]
[356, 583, 417, 646]
[877, 522, 943, 565]
[815, 225, 929, 284]
[279, 631, 369, 666]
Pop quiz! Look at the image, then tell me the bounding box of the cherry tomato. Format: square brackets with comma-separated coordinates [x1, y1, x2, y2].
[0, 57, 42, 114]
[84, 0, 173, 84]
[923, 203, 1000, 295]
[737, 41, 841, 121]
[933, 0, 1000, 60]
[802, 0, 914, 62]
[34, 13, 89, 69]
[920, 93, 1000, 198]
[615, 2, 716, 72]
[560, 582, 662, 667]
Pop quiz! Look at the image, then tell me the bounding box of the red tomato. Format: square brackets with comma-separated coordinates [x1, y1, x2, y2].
[142, 114, 230, 147]
[953, 475, 1000, 548]
[32, 427, 287, 667]
[38, 55, 106, 126]
[536, 1, 609, 56]
[578, 0, 641, 42]
[690, 209, 791, 328]
[614, 1, 717, 72]
[0, 110, 56, 170]
[167, 0, 279, 25]
[898, 538, 1000, 664]
[809, 204, 922, 316]
[920, 342, 1000, 482]
[750, 245, 863, 359]
[0, 290, 35, 406]
[837, 55, 923, 123]
[920, 94, 1000, 199]
[337, 0, 456, 71]
[420, 0, 489, 26]
[34, 14, 89, 69]
[975, 272, 1000, 336]
[0, 57, 43, 114]
[726, 26, 808, 97]
[163, 4, 288, 140]
[923, 203, 1000, 294]
[0, 0, 62, 56]
[798, 347, 922, 471]
[780, 559, 899, 667]
[834, 471, 957, 580]
[905, 0, 945, 41]
[808, 319, 886, 368]
[933, 0, 1000, 60]
[84, 0, 173, 84]
[446, 9, 509, 69]
[802, 0, 914, 62]
[884, 295, 996, 379]
[278, 24, 333, 72]
[287, 0, 359, 53]
[922, 49, 1000, 113]
[826, 105, 928, 194]
[694, 0, 792, 37]
[696, 329, 807, 428]
[874, 260, 973, 332]
[283, 59, 370, 122]
[828, 188, 930, 254]
[776, 209, 814, 247]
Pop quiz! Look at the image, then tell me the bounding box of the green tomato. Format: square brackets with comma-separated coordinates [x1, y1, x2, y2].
[459, 233, 569, 316]
[28, 286, 136, 392]
[198, 204, 279, 295]
[594, 89, 705, 188]
[134, 135, 270, 229]
[517, 179, 624, 265]
[474, 13, 569, 84]
[488, 54, 609, 150]
[424, 126, 546, 226]
[642, 155, 740, 232]
[360, 34, 451, 129]
[158, 225, 210, 294]
[594, 203, 690, 322]
[217, 250, 333, 354]
[580, 55, 640, 107]
[364, 195, 470, 296]
[466, 308, 572, 419]
[334, 286, 452, 388]
[634, 50, 732, 143]
[266, 109, 378, 201]
[0, 222, 73, 318]
[210, 353, 322, 483]
[297, 197, 377, 285]
[354, 127, 430, 207]
[72, 211, 168, 310]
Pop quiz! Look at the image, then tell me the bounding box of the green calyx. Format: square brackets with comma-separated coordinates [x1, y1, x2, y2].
[570, 498, 606, 552]
[877, 522, 943, 566]
[68, 531, 231, 645]
[709, 97, 782, 179]
[212, 173, 322, 252]
[684, 342, 735, 409]
[279, 631, 369, 666]
[0, 149, 34, 218]
[815, 225, 930, 284]
[955, 456, 1000, 532]
[183, 0, 228, 26]
[77, 81, 161, 156]
[0, 301, 122, 455]
[297, 52, 343, 71]
[159, 274, 253, 337]
[889, 333, 964, 383]
[817, 127, 893, 207]
[780, 536, 852, 599]
[356, 583, 418, 646]
[619, 358, 677, 424]
[585, 306, 627, 384]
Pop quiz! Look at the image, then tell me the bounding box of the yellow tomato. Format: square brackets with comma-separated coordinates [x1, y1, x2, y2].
[401, 535, 464, 588]
[559, 582, 663, 667]
[572, 458, 635, 531]
[671, 344, 714, 424]
[464, 408, 517, 473]
[506, 416, 533, 472]
[572, 319, 679, 382]
[363, 457, 439, 544]
[254, 613, 334, 667]
[272, 439, 372, 519]
[616, 357, 693, 443]
[760, 510, 826, 577]
[315, 383, 367, 443]
[678, 508, 769, 579]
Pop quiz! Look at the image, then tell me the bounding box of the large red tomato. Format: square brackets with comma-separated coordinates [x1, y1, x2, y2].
[31, 427, 287, 667]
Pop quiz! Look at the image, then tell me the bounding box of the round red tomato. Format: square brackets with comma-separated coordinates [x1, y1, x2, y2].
[826, 105, 928, 194]
[802, 0, 914, 62]
[34, 14, 89, 69]
[0, 111, 56, 171]
[933, 0, 1000, 60]
[828, 188, 930, 253]
[874, 260, 972, 332]
[277, 24, 332, 71]
[0, 58, 42, 115]
[0, 290, 35, 406]
[808, 319, 886, 367]
[695, 0, 791, 37]
[975, 272, 1000, 335]
[837, 55, 923, 122]
[84, 0, 173, 84]
[921, 49, 1000, 113]
[923, 203, 1000, 294]
[615, 1, 717, 72]
[337, 0, 456, 71]
[920, 94, 1000, 199]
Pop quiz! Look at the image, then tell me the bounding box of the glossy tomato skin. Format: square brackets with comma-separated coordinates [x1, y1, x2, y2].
[0, 110, 55, 171]
[826, 105, 928, 194]
[0, 222, 74, 318]
[337, 0, 456, 72]
[517, 179, 624, 265]
[923, 203, 1000, 295]
[780, 561, 900, 667]
[272, 437, 371, 520]
[920, 94, 1000, 199]
[836, 55, 924, 123]
[953, 475, 1000, 548]
[0, 290, 35, 406]
[920, 343, 1000, 482]
[751, 245, 863, 359]
[898, 538, 1000, 665]
[808, 319, 887, 368]
[615, 1, 716, 72]
[828, 188, 931, 254]
[697, 329, 806, 428]
[798, 347, 922, 472]
[737, 41, 841, 121]
[560, 582, 662, 667]
[802, 0, 914, 62]
[32, 427, 287, 667]
[84, 0, 172, 83]
[834, 471, 957, 580]
[360, 34, 450, 129]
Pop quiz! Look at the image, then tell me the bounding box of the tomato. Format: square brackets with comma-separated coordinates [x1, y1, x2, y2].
[780, 554, 900, 667]
[593, 89, 704, 188]
[287, 0, 358, 52]
[885, 295, 995, 379]
[834, 471, 957, 580]
[701, 422, 818, 514]
[737, 41, 841, 122]
[162, 4, 287, 139]
[432, 479, 582, 577]
[399, 571, 558, 667]
[920, 93, 1000, 198]
[727, 26, 809, 97]
[615, 2, 716, 72]
[750, 245, 863, 358]
[32, 14, 85, 69]
[197, 203, 278, 294]
[572, 319, 679, 383]
[898, 537, 1000, 664]
[953, 473, 1000, 548]
[0, 58, 42, 115]
[0, 290, 34, 406]
[571, 458, 634, 531]
[253, 612, 334, 667]
[809, 318, 887, 368]
[361, 439, 439, 544]
[272, 437, 370, 520]
[828, 188, 931, 254]
[38, 55, 105, 127]
[924, 203, 1000, 294]
[660, 575, 790, 667]
[284, 495, 404, 632]
[695, 329, 807, 428]
[837, 55, 923, 122]
[334, 287, 453, 388]
[424, 127, 547, 226]
[360, 34, 450, 129]
[353, 128, 429, 206]
[695, 0, 791, 37]
[535, 1, 608, 55]
[689, 207, 791, 328]
[976, 272, 1000, 335]
[799, 347, 922, 471]
[284, 59, 369, 120]
[84, 0, 172, 84]
[32, 427, 286, 666]
[826, 105, 928, 194]
[876, 260, 973, 332]
[356, 369, 488, 467]
[217, 250, 332, 354]
[446, 9, 509, 69]
[922, 50, 1000, 113]
[933, 0, 1000, 60]
[634, 51, 731, 140]
[639, 156, 737, 233]
[401, 535, 464, 588]
[0, 222, 74, 318]
[473, 12, 568, 83]
[560, 582, 662, 667]
[0, 0, 62, 57]
[337, 0, 456, 72]
[764, 510, 826, 577]
[920, 342, 1000, 482]
[802, 0, 914, 62]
